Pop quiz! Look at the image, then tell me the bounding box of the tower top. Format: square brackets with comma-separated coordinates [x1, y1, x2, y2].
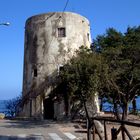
[26, 12, 90, 26]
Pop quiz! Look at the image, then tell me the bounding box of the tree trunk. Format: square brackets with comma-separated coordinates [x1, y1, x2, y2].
[122, 102, 128, 120]
[100, 98, 103, 111]
[132, 98, 137, 114]
[121, 102, 128, 140]
[82, 97, 91, 140]
[113, 102, 121, 120]
[82, 94, 104, 140]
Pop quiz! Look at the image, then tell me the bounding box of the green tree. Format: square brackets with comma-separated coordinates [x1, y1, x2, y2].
[59, 46, 100, 111]
[95, 26, 140, 119]
[58, 46, 104, 140]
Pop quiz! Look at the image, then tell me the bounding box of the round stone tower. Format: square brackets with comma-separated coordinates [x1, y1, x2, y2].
[22, 12, 91, 119]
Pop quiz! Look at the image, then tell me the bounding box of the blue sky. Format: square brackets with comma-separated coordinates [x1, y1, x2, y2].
[0, 0, 140, 100]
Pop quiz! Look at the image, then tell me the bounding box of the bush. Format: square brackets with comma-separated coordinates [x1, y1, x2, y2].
[5, 96, 22, 117]
[0, 113, 5, 119]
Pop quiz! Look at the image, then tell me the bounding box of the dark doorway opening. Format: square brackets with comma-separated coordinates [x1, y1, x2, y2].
[43, 97, 54, 119]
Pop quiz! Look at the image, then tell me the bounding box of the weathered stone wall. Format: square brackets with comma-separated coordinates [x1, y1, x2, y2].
[22, 12, 91, 118]
[22, 102, 31, 117]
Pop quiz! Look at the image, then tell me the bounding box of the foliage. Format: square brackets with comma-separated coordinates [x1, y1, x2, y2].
[93, 28, 123, 49]
[5, 96, 22, 117]
[59, 46, 101, 102]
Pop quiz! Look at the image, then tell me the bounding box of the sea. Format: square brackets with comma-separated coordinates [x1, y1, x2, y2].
[0, 97, 140, 113]
[102, 96, 140, 112]
[0, 100, 8, 113]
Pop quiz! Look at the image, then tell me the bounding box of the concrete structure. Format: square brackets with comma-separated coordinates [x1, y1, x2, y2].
[22, 12, 91, 119]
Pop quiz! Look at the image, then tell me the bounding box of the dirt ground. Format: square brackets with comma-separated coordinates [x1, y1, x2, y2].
[73, 112, 140, 140]
[96, 112, 140, 140]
